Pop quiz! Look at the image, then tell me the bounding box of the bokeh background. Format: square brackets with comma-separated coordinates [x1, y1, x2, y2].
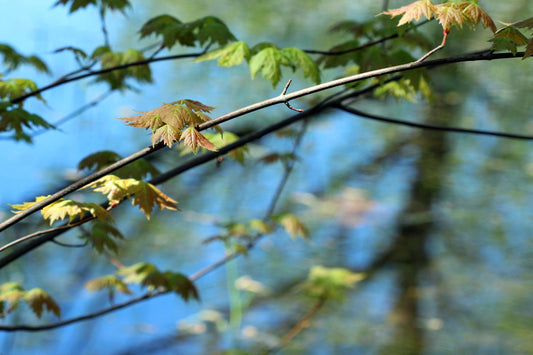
[1, 1, 533, 354]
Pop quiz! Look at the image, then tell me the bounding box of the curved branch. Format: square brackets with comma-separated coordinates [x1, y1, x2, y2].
[335, 105, 533, 140]
[0, 51, 524, 233]
[11, 52, 205, 105]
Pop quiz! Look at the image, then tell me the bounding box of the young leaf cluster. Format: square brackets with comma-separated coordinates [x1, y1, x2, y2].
[140, 15, 236, 49]
[196, 42, 320, 88]
[0, 282, 60, 319]
[86, 263, 199, 302]
[119, 99, 219, 151]
[318, 18, 432, 101]
[383, 0, 496, 32]
[91, 47, 152, 90]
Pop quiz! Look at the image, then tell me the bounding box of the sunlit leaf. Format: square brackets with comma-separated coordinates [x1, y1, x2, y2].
[41, 199, 113, 225]
[195, 41, 251, 67]
[382, 0, 436, 27]
[180, 127, 217, 153]
[85, 275, 131, 301]
[87, 175, 178, 218]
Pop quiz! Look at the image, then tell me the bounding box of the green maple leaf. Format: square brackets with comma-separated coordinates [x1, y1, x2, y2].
[195, 41, 251, 67]
[164, 272, 200, 301]
[85, 275, 131, 301]
[0, 104, 54, 143]
[117, 263, 167, 290]
[139, 15, 195, 48]
[80, 221, 123, 254]
[54, 0, 130, 13]
[129, 180, 179, 219]
[0, 78, 44, 102]
[0, 44, 49, 74]
[190, 16, 236, 46]
[249, 46, 289, 87]
[24, 288, 61, 318]
[77, 150, 122, 171]
[282, 47, 320, 84]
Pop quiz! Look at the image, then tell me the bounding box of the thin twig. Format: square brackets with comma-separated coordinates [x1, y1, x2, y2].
[262, 297, 327, 355]
[10, 52, 206, 105]
[417, 29, 449, 63]
[0, 50, 524, 234]
[281, 79, 303, 112]
[335, 105, 533, 140]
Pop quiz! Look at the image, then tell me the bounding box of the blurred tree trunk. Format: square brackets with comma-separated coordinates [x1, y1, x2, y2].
[380, 97, 452, 354]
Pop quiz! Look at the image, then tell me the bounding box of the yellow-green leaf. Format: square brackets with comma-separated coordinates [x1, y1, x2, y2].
[85, 275, 132, 301]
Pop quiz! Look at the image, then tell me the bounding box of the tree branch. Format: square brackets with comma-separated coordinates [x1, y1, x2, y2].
[0, 50, 525, 234]
[335, 105, 533, 140]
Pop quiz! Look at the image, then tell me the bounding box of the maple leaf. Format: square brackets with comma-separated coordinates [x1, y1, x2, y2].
[433, 3, 464, 30]
[282, 47, 321, 84]
[117, 263, 168, 290]
[85, 275, 131, 302]
[151, 124, 181, 147]
[86, 175, 132, 204]
[164, 272, 199, 301]
[0, 44, 50, 74]
[42, 199, 113, 225]
[119, 100, 217, 148]
[77, 150, 122, 171]
[249, 46, 291, 88]
[382, 0, 436, 26]
[10, 195, 50, 213]
[80, 221, 123, 254]
[24, 288, 61, 318]
[458, 2, 497, 32]
[189, 16, 237, 46]
[178, 99, 215, 113]
[180, 127, 217, 153]
[87, 175, 178, 218]
[54, 0, 130, 14]
[12, 197, 111, 226]
[129, 180, 178, 219]
[194, 41, 251, 67]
